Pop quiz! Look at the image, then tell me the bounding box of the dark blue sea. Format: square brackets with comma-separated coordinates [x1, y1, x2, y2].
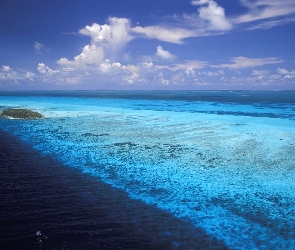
[0, 91, 295, 249]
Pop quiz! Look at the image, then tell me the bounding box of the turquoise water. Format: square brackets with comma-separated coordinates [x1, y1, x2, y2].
[1, 91, 295, 249]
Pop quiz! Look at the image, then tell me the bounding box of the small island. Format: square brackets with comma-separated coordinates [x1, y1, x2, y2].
[1, 108, 43, 119]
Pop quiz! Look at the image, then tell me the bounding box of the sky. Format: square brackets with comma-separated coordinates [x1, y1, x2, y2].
[1, 0, 295, 90]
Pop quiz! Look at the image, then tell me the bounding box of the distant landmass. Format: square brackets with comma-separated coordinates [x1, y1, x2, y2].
[1, 108, 43, 119]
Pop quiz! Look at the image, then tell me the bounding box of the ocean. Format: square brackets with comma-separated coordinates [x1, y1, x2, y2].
[0, 90, 294, 249]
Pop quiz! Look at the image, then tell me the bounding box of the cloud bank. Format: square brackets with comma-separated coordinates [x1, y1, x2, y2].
[1, 1, 295, 90]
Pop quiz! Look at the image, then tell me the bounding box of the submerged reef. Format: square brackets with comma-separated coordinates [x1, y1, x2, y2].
[1, 108, 43, 119]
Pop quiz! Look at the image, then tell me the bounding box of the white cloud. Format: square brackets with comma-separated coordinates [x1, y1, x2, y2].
[141, 46, 176, 62]
[218, 70, 293, 87]
[191, 0, 209, 5]
[2, 65, 11, 72]
[64, 77, 82, 84]
[127, 64, 139, 73]
[283, 75, 295, 79]
[185, 67, 195, 77]
[62, 67, 75, 72]
[198, 70, 224, 76]
[98, 60, 124, 73]
[156, 46, 176, 61]
[131, 25, 195, 44]
[174, 0, 295, 36]
[37, 63, 47, 74]
[215, 57, 284, 69]
[269, 74, 282, 80]
[123, 72, 140, 84]
[57, 18, 133, 68]
[55, 14, 227, 73]
[234, 0, 295, 25]
[169, 60, 207, 71]
[241, 16, 295, 30]
[0, 67, 16, 81]
[79, 17, 132, 58]
[37, 63, 59, 76]
[69, 44, 104, 66]
[251, 70, 270, 80]
[160, 78, 170, 85]
[171, 73, 186, 84]
[57, 18, 186, 71]
[34, 42, 44, 53]
[191, 0, 232, 30]
[277, 68, 295, 80]
[252, 69, 269, 76]
[99, 62, 112, 72]
[26, 71, 36, 79]
[74, 44, 104, 65]
[25, 71, 35, 81]
[34, 42, 50, 54]
[0, 65, 36, 84]
[140, 62, 154, 69]
[277, 67, 295, 75]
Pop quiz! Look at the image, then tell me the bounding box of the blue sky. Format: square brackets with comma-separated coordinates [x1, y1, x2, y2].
[1, 0, 295, 90]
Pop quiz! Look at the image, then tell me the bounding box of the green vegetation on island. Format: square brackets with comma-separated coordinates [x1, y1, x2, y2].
[1, 108, 43, 119]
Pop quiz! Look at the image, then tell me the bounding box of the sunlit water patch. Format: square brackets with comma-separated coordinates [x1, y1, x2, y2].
[1, 91, 295, 249]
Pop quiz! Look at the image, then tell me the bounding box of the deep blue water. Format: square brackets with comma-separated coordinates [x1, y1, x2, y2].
[0, 91, 295, 249]
[0, 129, 225, 249]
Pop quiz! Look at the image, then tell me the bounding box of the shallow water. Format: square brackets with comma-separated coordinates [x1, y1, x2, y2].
[1, 91, 295, 249]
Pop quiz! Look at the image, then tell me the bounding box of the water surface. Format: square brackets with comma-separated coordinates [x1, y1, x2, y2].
[1, 91, 294, 249]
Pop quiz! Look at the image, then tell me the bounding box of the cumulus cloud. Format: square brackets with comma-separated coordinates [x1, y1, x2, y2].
[156, 46, 176, 61]
[283, 75, 295, 79]
[57, 18, 133, 68]
[2, 65, 11, 72]
[185, 67, 195, 77]
[79, 17, 132, 58]
[98, 60, 125, 73]
[191, 0, 232, 30]
[25, 71, 36, 81]
[37, 63, 59, 76]
[277, 67, 295, 75]
[26, 71, 35, 78]
[57, 44, 104, 68]
[1, 65, 15, 82]
[214, 56, 284, 69]
[140, 62, 154, 69]
[57, 17, 188, 70]
[159, 78, 170, 85]
[251, 70, 270, 80]
[123, 72, 140, 84]
[277, 68, 295, 80]
[0, 65, 36, 84]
